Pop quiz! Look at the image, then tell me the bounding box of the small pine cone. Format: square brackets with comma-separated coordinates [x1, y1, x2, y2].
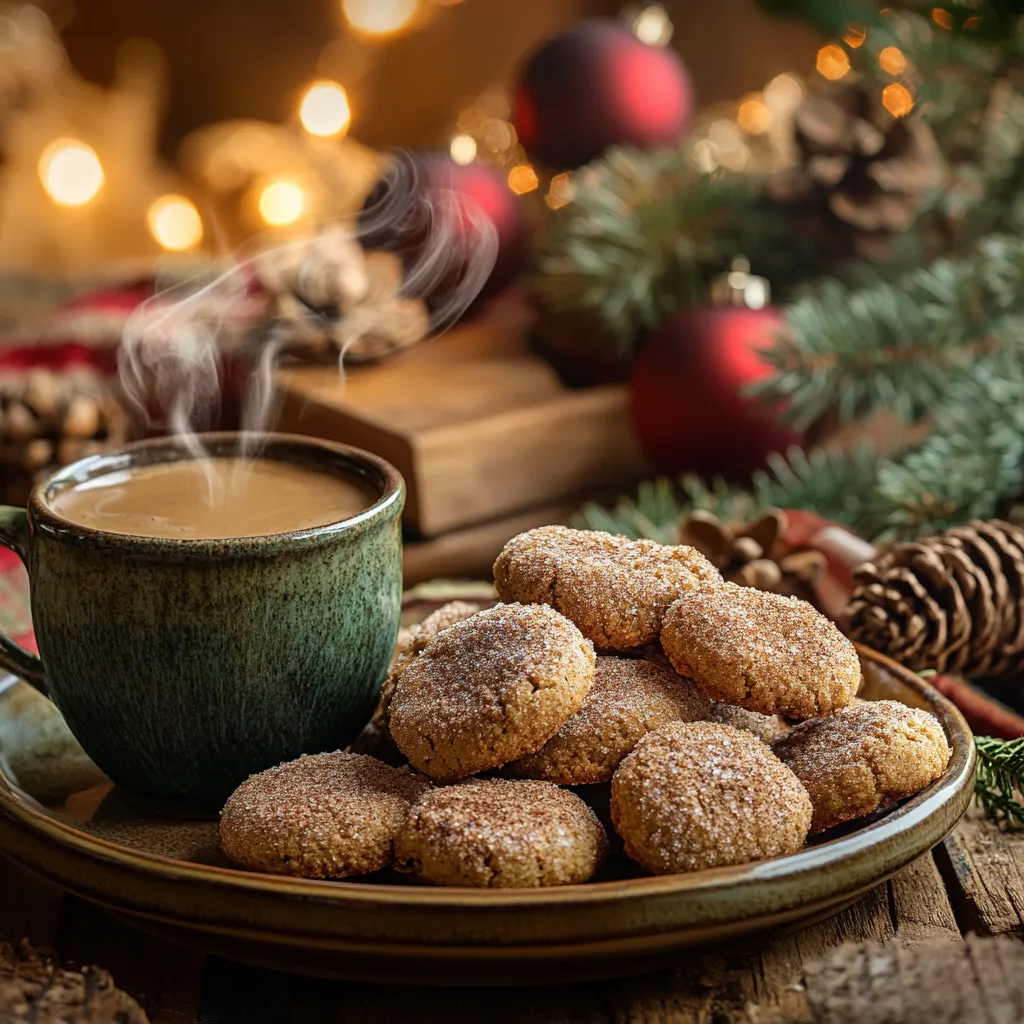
[770, 78, 939, 260]
[845, 519, 1024, 679]
[678, 508, 827, 602]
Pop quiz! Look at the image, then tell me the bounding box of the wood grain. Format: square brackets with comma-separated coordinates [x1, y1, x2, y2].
[938, 804, 1024, 937]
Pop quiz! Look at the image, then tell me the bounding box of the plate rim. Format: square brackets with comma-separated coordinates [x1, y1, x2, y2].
[0, 645, 975, 921]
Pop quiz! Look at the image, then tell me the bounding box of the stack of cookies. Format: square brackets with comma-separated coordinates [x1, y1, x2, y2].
[220, 526, 951, 887]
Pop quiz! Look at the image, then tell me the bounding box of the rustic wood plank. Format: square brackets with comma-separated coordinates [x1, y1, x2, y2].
[889, 852, 962, 944]
[938, 805, 1024, 936]
[803, 934, 1024, 1024]
[275, 320, 648, 537]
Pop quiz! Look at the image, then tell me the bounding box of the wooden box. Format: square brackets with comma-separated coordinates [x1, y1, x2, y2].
[275, 319, 649, 539]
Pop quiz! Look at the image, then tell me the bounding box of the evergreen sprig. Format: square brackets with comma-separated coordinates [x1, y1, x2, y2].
[975, 735, 1024, 825]
[754, 237, 1024, 431]
[574, 444, 881, 540]
[871, 354, 1024, 538]
[531, 147, 818, 355]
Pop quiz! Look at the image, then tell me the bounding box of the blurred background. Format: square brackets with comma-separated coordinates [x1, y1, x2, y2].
[56, 0, 816, 154]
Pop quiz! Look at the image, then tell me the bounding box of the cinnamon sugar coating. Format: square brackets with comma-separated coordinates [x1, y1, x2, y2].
[394, 778, 606, 887]
[661, 583, 861, 719]
[493, 526, 721, 649]
[611, 721, 812, 874]
[507, 656, 711, 784]
[379, 601, 484, 723]
[389, 603, 596, 781]
[220, 752, 430, 879]
[773, 700, 951, 834]
[706, 702, 791, 744]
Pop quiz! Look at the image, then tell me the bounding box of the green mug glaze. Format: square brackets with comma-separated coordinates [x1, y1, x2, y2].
[0, 433, 404, 813]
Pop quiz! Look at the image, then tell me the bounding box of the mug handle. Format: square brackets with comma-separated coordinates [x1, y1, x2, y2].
[0, 507, 48, 697]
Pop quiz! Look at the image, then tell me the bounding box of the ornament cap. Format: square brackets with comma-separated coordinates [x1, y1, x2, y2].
[710, 257, 771, 310]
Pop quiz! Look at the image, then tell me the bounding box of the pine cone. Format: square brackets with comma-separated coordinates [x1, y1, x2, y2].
[845, 519, 1024, 679]
[258, 226, 431, 363]
[770, 79, 938, 260]
[678, 508, 827, 600]
[0, 369, 128, 476]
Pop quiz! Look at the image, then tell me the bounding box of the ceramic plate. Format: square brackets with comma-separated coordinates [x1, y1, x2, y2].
[0, 645, 974, 986]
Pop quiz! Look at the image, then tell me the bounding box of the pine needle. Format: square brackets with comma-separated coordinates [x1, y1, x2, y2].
[975, 735, 1024, 826]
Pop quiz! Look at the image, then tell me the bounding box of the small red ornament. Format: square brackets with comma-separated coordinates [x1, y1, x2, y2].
[512, 19, 694, 170]
[629, 261, 801, 478]
[358, 152, 529, 318]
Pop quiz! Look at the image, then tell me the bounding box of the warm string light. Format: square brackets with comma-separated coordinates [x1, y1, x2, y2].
[630, 5, 673, 47]
[878, 46, 907, 76]
[299, 80, 351, 137]
[932, 7, 953, 29]
[882, 82, 914, 117]
[449, 134, 478, 165]
[449, 88, 523, 173]
[544, 172, 573, 210]
[507, 164, 538, 195]
[147, 194, 203, 250]
[342, 0, 418, 37]
[259, 179, 305, 225]
[38, 139, 104, 207]
[737, 94, 772, 134]
[816, 44, 850, 80]
[842, 24, 866, 47]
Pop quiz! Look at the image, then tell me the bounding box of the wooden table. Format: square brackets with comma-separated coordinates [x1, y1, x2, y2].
[2, 805, 1021, 1023]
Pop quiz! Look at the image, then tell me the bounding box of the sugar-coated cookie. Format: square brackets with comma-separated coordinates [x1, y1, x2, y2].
[379, 600, 484, 723]
[493, 526, 720, 650]
[389, 603, 595, 781]
[772, 700, 951, 834]
[220, 752, 430, 878]
[661, 583, 861, 719]
[394, 778, 606, 887]
[507, 656, 710, 784]
[611, 721, 812, 874]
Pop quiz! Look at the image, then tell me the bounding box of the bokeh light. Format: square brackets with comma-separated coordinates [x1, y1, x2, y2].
[147, 194, 203, 250]
[39, 139, 104, 207]
[842, 24, 866, 47]
[545, 172, 574, 210]
[737, 95, 772, 134]
[259, 180, 305, 225]
[816, 44, 851, 80]
[631, 5, 673, 47]
[764, 73, 804, 111]
[882, 83, 914, 118]
[342, 0, 418, 37]
[507, 164, 539, 195]
[449, 134, 478, 165]
[878, 47, 907, 75]
[932, 7, 953, 28]
[299, 81, 351, 137]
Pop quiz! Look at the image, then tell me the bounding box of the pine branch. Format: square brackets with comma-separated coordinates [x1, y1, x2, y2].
[573, 444, 881, 542]
[871, 353, 1024, 539]
[756, 236, 1024, 430]
[975, 735, 1024, 825]
[530, 146, 819, 353]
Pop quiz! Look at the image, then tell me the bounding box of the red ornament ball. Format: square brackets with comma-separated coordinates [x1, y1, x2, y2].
[512, 19, 694, 170]
[629, 305, 802, 479]
[358, 152, 529, 316]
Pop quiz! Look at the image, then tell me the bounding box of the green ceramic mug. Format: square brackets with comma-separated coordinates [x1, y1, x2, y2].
[0, 433, 404, 813]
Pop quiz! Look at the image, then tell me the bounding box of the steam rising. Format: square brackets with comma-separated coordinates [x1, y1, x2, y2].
[120, 153, 499, 499]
